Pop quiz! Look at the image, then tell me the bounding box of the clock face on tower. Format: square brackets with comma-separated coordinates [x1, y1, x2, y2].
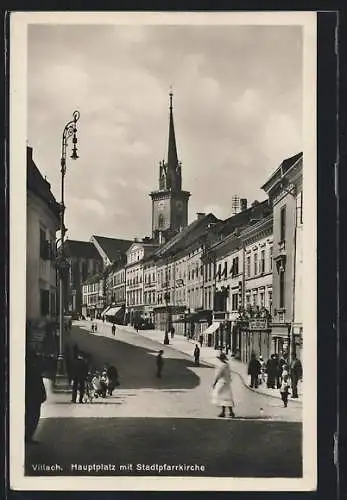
[176, 200, 183, 210]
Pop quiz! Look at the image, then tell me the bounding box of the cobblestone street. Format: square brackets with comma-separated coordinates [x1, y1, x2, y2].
[25, 323, 302, 477]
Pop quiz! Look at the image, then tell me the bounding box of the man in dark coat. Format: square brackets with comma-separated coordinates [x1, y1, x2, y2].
[248, 352, 261, 388]
[71, 353, 89, 403]
[266, 354, 278, 389]
[156, 350, 164, 378]
[112, 324, 116, 336]
[106, 364, 119, 396]
[194, 344, 200, 367]
[290, 354, 303, 398]
[25, 350, 47, 443]
[278, 353, 287, 386]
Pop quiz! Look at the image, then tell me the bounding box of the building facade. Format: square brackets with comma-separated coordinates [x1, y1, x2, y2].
[63, 240, 102, 316]
[125, 241, 158, 325]
[26, 146, 60, 352]
[82, 274, 104, 319]
[262, 152, 303, 360]
[236, 216, 273, 363]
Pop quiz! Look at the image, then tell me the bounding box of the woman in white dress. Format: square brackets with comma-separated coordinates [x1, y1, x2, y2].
[211, 352, 235, 418]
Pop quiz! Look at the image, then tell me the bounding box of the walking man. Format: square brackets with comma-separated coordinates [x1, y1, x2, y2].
[266, 354, 278, 389]
[248, 352, 261, 389]
[290, 353, 303, 398]
[71, 353, 89, 403]
[106, 364, 119, 396]
[156, 350, 164, 378]
[194, 344, 200, 367]
[112, 324, 116, 336]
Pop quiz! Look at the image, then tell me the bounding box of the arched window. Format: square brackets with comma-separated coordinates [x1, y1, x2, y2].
[158, 213, 164, 229]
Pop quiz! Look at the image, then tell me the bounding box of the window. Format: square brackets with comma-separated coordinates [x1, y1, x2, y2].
[260, 250, 265, 274]
[40, 289, 50, 316]
[40, 228, 48, 260]
[280, 206, 286, 241]
[246, 256, 251, 277]
[231, 256, 239, 276]
[232, 293, 238, 311]
[217, 263, 221, 279]
[158, 214, 164, 229]
[254, 253, 258, 276]
[260, 291, 265, 308]
[279, 270, 285, 308]
[269, 246, 273, 271]
[223, 261, 227, 278]
[50, 292, 56, 316]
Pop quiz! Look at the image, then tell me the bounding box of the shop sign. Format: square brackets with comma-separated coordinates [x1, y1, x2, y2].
[214, 312, 226, 320]
[249, 318, 268, 330]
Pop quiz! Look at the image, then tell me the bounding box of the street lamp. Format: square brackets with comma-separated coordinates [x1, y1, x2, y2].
[163, 291, 170, 344]
[55, 110, 80, 389]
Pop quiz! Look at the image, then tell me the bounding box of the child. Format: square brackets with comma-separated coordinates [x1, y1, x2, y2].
[280, 364, 290, 407]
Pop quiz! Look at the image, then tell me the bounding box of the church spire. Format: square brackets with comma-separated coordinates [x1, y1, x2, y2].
[167, 88, 180, 191]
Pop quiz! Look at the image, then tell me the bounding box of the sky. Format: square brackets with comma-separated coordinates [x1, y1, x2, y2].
[27, 22, 303, 242]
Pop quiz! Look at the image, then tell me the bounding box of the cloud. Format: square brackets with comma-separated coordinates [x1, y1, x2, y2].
[70, 197, 106, 217]
[93, 184, 109, 199]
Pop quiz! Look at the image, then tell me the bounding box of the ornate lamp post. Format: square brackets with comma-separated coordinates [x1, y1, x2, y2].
[163, 291, 170, 344]
[55, 110, 80, 388]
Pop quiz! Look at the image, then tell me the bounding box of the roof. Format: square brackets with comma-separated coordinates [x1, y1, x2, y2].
[27, 146, 60, 220]
[92, 236, 133, 261]
[82, 272, 103, 285]
[261, 152, 303, 192]
[208, 233, 241, 259]
[64, 240, 101, 260]
[148, 213, 220, 262]
[214, 199, 271, 238]
[239, 214, 273, 243]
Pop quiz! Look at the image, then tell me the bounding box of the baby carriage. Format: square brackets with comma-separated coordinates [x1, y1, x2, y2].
[84, 370, 109, 402]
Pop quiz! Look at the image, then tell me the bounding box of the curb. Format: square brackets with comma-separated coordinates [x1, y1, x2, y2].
[136, 332, 302, 405]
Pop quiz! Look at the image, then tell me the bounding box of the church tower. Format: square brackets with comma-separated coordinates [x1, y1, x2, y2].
[150, 91, 190, 243]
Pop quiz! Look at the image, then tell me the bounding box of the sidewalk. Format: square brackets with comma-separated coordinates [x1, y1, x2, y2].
[85, 319, 302, 405]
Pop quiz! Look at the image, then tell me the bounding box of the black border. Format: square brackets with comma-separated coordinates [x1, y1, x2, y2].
[2, 6, 342, 500]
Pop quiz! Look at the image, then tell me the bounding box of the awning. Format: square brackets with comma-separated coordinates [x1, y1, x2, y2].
[101, 305, 111, 316]
[105, 306, 122, 317]
[202, 322, 220, 335]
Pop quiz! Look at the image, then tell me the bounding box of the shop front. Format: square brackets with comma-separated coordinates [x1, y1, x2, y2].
[237, 318, 271, 364]
[185, 309, 212, 340]
[270, 323, 291, 357]
[291, 323, 303, 360]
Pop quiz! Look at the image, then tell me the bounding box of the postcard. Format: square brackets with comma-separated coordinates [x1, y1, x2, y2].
[10, 10, 317, 491]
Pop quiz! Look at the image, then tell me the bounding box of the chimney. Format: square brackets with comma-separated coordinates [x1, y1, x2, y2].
[27, 145, 33, 163]
[240, 198, 248, 211]
[196, 212, 206, 220]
